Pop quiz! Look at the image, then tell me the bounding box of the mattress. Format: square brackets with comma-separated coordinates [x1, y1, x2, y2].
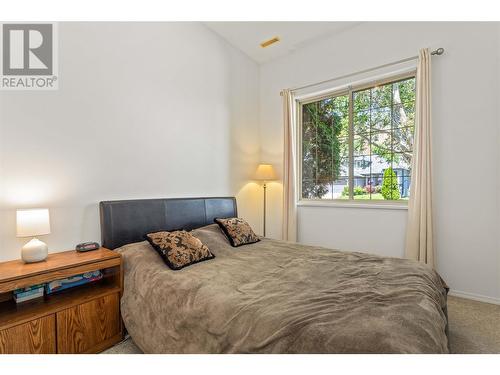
[117, 224, 449, 353]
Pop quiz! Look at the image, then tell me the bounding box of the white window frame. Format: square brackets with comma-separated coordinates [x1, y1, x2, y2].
[296, 70, 416, 209]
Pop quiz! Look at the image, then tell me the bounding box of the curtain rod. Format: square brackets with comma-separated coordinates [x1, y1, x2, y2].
[281, 48, 444, 95]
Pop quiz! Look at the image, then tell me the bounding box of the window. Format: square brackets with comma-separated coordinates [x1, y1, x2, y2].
[299, 74, 415, 202]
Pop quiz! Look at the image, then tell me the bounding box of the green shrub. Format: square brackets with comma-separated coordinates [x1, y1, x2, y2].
[353, 186, 365, 196]
[381, 168, 401, 200]
[342, 185, 365, 196]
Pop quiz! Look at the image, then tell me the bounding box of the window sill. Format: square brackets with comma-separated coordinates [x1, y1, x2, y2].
[297, 200, 408, 210]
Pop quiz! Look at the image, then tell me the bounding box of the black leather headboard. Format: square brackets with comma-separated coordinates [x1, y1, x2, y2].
[99, 197, 237, 249]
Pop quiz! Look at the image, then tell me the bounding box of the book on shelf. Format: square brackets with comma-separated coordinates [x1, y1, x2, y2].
[45, 270, 103, 294]
[14, 288, 44, 303]
[14, 283, 45, 300]
[14, 283, 44, 295]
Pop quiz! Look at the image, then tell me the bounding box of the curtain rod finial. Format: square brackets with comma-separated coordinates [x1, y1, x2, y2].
[432, 47, 444, 56]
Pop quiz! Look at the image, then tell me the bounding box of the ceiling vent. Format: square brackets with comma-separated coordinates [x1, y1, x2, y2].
[260, 36, 280, 48]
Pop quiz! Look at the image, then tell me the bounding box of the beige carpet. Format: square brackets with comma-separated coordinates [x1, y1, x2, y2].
[102, 296, 500, 354]
[447, 295, 500, 353]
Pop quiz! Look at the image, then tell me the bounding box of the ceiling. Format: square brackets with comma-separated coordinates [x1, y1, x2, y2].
[204, 22, 361, 64]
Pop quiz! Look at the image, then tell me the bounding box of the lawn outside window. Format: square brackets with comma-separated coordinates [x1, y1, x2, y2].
[298, 72, 416, 205]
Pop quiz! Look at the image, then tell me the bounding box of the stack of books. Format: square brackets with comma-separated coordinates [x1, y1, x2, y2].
[14, 284, 45, 303]
[12, 270, 104, 303]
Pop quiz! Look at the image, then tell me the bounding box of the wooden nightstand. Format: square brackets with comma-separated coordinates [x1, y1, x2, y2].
[0, 248, 123, 354]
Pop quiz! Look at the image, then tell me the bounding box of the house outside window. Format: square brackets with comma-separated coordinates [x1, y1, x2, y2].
[299, 73, 415, 202]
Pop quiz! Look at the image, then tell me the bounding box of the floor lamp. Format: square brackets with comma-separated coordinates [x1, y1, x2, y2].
[254, 164, 277, 237]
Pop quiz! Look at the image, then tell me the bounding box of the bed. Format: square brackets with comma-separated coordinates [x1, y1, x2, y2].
[100, 197, 449, 353]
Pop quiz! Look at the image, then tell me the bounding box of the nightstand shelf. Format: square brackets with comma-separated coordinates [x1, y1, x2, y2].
[0, 248, 123, 354]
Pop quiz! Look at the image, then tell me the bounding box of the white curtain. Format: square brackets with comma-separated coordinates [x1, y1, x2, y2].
[282, 89, 297, 242]
[405, 48, 434, 267]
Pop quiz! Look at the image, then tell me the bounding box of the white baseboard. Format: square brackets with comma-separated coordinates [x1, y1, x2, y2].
[448, 289, 500, 305]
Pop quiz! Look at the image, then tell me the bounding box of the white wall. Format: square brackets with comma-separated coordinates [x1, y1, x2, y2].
[259, 22, 500, 302]
[0, 22, 261, 261]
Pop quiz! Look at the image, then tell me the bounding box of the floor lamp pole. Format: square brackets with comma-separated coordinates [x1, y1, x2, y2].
[263, 182, 267, 237]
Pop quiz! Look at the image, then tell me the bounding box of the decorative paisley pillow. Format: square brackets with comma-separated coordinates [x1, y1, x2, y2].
[214, 217, 260, 247]
[145, 230, 215, 270]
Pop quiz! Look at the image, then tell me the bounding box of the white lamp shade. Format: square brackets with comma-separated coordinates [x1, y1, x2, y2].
[254, 164, 277, 181]
[16, 209, 51, 238]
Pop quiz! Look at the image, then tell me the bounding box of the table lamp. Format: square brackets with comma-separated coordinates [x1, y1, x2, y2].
[254, 164, 277, 237]
[16, 208, 51, 263]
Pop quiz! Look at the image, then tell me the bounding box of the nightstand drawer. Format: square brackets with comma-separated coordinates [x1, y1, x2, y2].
[0, 315, 56, 354]
[56, 293, 121, 354]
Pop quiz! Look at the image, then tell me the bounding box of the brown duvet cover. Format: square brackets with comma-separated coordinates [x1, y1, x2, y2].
[117, 224, 449, 353]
